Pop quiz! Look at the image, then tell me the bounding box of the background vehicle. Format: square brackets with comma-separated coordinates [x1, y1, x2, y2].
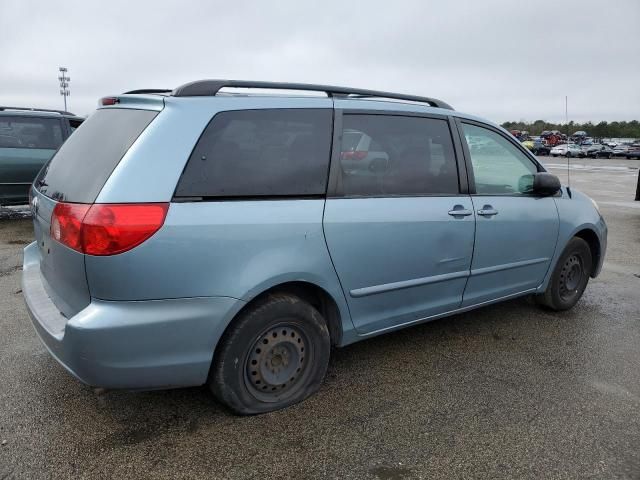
[340, 129, 390, 174]
[0, 107, 83, 205]
[540, 130, 565, 147]
[550, 143, 583, 157]
[626, 144, 640, 159]
[570, 130, 588, 143]
[583, 144, 614, 159]
[525, 139, 550, 156]
[22, 80, 607, 415]
[612, 144, 632, 157]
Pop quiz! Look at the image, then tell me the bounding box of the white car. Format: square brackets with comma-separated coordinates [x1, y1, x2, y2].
[340, 129, 390, 174]
[550, 144, 583, 157]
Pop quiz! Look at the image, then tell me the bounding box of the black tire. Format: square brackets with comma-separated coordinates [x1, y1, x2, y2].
[536, 237, 592, 311]
[607, 153, 612, 159]
[210, 293, 331, 415]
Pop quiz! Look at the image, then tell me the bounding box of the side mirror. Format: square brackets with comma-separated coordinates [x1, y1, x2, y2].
[532, 172, 561, 196]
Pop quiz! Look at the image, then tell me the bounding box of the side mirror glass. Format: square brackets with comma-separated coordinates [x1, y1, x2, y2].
[531, 172, 561, 196]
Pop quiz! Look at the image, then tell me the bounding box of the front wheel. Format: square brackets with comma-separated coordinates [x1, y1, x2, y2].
[536, 237, 592, 311]
[210, 293, 331, 415]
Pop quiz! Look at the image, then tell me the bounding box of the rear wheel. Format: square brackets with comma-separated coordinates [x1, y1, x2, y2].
[537, 237, 592, 311]
[210, 293, 330, 415]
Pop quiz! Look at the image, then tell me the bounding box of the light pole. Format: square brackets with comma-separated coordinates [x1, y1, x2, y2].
[58, 67, 70, 112]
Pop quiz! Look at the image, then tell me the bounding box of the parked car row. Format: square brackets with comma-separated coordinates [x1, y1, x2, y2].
[517, 129, 640, 159]
[539, 141, 639, 159]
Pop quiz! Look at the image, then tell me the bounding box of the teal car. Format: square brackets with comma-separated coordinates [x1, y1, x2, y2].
[0, 107, 83, 205]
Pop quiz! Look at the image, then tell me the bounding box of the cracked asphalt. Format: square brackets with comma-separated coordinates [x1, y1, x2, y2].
[1, 158, 639, 479]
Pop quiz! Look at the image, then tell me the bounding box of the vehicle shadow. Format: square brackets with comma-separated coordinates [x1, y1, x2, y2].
[37, 294, 582, 418]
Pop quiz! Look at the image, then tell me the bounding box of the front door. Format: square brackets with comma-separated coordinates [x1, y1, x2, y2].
[458, 121, 559, 306]
[323, 112, 475, 334]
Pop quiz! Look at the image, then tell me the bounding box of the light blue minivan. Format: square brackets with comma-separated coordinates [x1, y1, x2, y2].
[23, 80, 607, 414]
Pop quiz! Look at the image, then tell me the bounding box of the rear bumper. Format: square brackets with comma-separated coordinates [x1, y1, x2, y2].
[22, 242, 244, 389]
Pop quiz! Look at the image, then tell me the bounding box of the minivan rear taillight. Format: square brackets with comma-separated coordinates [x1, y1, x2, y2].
[340, 151, 368, 160]
[51, 203, 169, 255]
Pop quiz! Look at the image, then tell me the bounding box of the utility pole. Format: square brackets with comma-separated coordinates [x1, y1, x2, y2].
[58, 67, 70, 112]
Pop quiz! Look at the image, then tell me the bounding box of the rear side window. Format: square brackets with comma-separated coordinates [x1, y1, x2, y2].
[175, 109, 332, 198]
[36, 108, 158, 203]
[0, 116, 63, 149]
[337, 114, 459, 197]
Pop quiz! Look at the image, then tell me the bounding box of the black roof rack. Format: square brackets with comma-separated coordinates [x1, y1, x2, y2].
[123, 89, 172, 95]
[0, 106, 76, 115]
[171, 80, 453, 110]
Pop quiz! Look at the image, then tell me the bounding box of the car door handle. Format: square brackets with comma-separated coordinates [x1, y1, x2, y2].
[448, 208, 473, 217]
[477, 207, 498, 217]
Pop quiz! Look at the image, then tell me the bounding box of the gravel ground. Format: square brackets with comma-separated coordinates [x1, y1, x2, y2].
[0, 158, 639, 479]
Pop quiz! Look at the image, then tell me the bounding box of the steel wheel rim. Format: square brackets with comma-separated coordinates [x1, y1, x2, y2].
[559, 254, 583, 301]
[244, 323, 311, 402]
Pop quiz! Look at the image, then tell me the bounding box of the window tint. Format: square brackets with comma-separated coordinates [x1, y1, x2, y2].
[461, 123, 538, 195]
[337, 115, 459, 196]
[0, 116, 63, 149]
[175, 109, 332, 198]
[36, 108, 158, 203]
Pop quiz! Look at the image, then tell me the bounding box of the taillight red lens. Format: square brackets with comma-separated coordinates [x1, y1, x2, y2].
[51, 203, 168, 255]
[51, 203, 91, 252]
[340, 151, 368, 160]
[82, 204, 168, 255]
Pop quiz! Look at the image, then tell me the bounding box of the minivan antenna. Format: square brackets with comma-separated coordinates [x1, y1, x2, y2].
[566, 95, 571, 190]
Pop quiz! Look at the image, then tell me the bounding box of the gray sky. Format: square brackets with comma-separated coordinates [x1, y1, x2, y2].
[1, 0, 639, 123]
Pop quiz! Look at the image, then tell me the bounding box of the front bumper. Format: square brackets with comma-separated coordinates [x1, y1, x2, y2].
[22, 242, 243, 389]
[592, 215, 607, 277]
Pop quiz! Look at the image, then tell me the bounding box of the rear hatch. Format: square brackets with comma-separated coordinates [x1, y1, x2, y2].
[32, 106, 159, 318]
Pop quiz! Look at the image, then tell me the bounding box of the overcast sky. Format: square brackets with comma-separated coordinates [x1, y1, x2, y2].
[1, 0, 638, 123]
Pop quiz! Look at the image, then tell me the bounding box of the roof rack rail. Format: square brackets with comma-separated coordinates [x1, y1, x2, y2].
[171, 80, 453, 110]
[0, 106, 75, 115]
[123, 89, 172, 95]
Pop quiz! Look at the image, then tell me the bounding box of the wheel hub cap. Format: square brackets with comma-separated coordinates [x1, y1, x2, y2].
[559, 254, 583, 300]
[246, 325, 307, 398]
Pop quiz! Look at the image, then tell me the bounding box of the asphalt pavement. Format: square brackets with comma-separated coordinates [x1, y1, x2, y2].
[1, 158, 639, 479]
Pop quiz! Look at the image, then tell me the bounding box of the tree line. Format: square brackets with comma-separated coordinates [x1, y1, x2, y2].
[501, 120, 640, 139]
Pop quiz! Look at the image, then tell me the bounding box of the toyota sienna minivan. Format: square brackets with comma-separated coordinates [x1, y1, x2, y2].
[23, 80, 607, 414]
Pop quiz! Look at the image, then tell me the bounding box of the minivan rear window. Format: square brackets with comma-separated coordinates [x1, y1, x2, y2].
[35, 108, 158, 203]
[175, 109, 332, 198]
